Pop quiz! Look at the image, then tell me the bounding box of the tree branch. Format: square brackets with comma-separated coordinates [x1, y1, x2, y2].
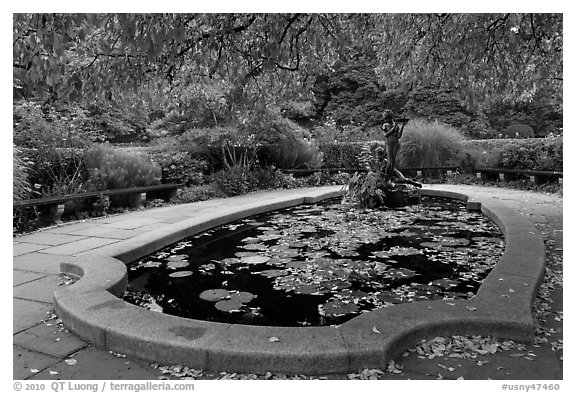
[177, 14, 257, 58]
[278, 14, 301, 45]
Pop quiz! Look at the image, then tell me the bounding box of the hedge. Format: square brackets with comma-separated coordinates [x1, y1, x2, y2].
[120, 137, 562, 173]
[460, 136, 563, 172]
[319, 137, 562, 172]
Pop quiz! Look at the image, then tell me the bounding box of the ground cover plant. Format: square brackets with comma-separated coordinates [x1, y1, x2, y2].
[125, 196, 504, 326]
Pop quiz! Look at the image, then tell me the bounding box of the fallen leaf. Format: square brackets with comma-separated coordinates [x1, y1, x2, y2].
[372, 326, 381, 334]
[269, 336, 280, 342]
[65, 359, 77, 366]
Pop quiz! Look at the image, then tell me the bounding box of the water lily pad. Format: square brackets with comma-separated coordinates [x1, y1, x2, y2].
[258, 269, 288, 278]
[229, 291, 256, 303]
[333, 248, 360, 257]
[240, 255, 270, 264]
[166, 260, 190, 269]
[370, 262, 389, 274]
[293, 283, 323, 295]
[376, 292, 403, 304]
[220, 257, 242, 265]
[420, 242, 452, 251]
[430, 278, 459, 289]
[168, 271, 193, 278]
[386, 268, 417, 280]
[140, 261, 162, 268]
[258, 233, 283, 241]
[241, 237, 261, 244]
[269, 248, 300, 258]
[321, 280, 351, 291]
[199, 289, 230, 302]
[321, 300, 359, 317]
[286, 261, 309, 269]
[168, 254, 187, 261]
[241, 243, 269, 251]
[235, 251, 259, 258]
[437, 238, 471, 247]
[215, 299, 243, 313]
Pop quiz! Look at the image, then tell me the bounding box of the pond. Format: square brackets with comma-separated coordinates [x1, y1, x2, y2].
[124, 196, 504, 327]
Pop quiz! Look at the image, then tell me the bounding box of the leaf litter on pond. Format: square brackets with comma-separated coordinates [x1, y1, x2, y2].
[126, 196, 504, 326]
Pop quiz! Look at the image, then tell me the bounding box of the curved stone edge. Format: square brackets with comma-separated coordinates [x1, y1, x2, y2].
[54, 185, 546, 375]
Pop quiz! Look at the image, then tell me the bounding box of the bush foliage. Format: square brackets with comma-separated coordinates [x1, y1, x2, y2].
[501, 123, 535, 139]
[84, 144, 161, 190]
[460, 136, 563, 171]
[13, 145, 33, 203]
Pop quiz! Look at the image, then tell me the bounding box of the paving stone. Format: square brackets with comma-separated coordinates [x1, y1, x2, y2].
[13, 253, 75, 274]
[13, 275, 62, 303]
[43, 221, 109, 234]
[39, 237, 120, 256]
[399, 347, 563, 380]
[16, 232, 86, 246]
[103, 228, 149, 239]
[29, 347, 163, 380]
[14, 270, 48, 286]
[68, 226, 150, 240]
[103, 218, 160, 230]
[132, 223, 171, 233]
[13, 298, 54, 333]
[69, 226, 126, 237]
[13, 243, 50, 256]
[13, 346, 60, 380]
[14, 322, 87, 358]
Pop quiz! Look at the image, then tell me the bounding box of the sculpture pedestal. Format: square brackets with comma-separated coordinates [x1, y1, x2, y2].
[366, 184, 421, 208]
[382, 186, 421, 208]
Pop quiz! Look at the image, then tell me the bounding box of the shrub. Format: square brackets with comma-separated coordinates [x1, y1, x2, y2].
[319, 142, 360, 168]
[91, 195, 111, 216]
[458, 147, 504, 172]
[263, 138, 323, 170]
[13, 145, 33, 203]
[14, 101, 93, 197]
[319, 141, 387, 169]
[342, 144, 389, 208]
[459, 136, 563, 171]
[173, 184, 227, 204]
[501, 123, 535, 139]
[84, 144, 161, 191]
[404, 87, 492, 138]
[210, 166, 251, 196]
[146, 138, 208, 186]
[499, 136, 562, 171]
[398, 119, 466, 168]
[20, 147, 87, 197]
[13, 100, 100, 148]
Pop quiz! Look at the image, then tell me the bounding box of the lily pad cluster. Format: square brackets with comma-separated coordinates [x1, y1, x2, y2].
[199, 289, 257, 313]
[126, 197, 505, 326]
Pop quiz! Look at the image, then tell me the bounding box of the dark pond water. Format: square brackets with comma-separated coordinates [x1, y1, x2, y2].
[124, 197, 504, 327]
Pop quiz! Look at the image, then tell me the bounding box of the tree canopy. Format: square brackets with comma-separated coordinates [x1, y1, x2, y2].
[13, 13, 562, 114]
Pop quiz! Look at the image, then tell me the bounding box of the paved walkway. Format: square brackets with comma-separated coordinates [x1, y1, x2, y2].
[12, 185, 563, 380]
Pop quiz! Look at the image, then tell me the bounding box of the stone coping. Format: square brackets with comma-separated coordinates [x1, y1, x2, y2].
[54, 186, 545, 375]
